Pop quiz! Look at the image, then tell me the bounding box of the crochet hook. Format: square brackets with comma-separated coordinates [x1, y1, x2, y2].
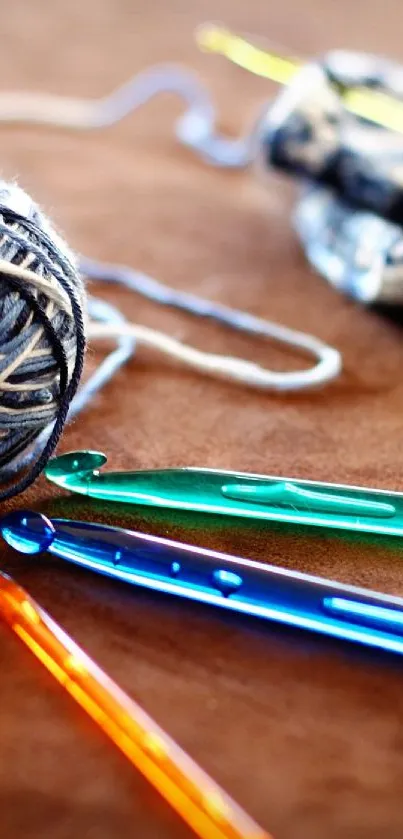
[196, 23, 403, 135]
[46, 450, 403, 538]
[0, 566, 269, 839]
[3, 510, 403, 657]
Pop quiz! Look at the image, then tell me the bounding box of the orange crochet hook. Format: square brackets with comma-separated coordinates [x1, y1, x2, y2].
[0, 570, 269, 839]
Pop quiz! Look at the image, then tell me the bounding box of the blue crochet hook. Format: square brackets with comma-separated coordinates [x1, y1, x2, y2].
[3, 510, 403, 657]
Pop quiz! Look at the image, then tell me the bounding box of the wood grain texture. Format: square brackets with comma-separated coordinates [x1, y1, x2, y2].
[1, 2, 403, 837]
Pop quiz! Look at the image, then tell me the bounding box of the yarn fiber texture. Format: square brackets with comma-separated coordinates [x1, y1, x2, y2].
[0, 181, 86, 499]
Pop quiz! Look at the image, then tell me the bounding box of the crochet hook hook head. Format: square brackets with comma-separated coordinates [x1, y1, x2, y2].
[44, 450, 107, 492]
[1, 511, 55, 554]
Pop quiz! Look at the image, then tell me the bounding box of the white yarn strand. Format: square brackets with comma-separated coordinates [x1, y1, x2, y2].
[0, 65, 253, 168]
[0, 65, 342, 399]
[88, 318, 340, 390]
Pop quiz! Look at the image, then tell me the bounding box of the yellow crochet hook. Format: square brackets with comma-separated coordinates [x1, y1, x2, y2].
[0, 570, 269, 839]
[196, 22, 403, 135]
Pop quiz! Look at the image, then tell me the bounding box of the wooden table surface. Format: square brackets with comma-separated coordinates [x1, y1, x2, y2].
[1, 2, 403, 838]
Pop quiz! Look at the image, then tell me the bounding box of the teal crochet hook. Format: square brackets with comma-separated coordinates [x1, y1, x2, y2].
[45, 450, 403, 538]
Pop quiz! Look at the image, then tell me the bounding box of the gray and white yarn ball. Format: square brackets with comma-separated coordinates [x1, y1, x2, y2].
[0, 180, 86, 496]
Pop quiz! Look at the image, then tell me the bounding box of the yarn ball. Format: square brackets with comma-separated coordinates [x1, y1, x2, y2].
[0, 180, 86, 498]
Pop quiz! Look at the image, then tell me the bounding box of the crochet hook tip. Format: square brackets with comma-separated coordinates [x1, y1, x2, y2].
[1, 510, 55, 555]
[195, 22, 232, 53]
[45, 450, 107, 480]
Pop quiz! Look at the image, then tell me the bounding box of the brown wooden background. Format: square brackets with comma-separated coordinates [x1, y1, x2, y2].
[1, 2, 403, 838]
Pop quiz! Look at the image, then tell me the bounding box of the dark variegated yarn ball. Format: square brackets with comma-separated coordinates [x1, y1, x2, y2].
[0, 181, 86, 500]
[254, 50, 403, 303]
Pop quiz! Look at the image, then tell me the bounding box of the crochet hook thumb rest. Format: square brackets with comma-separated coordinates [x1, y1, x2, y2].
[3, 511, 403, 656]
[46, 450, 403, 537]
